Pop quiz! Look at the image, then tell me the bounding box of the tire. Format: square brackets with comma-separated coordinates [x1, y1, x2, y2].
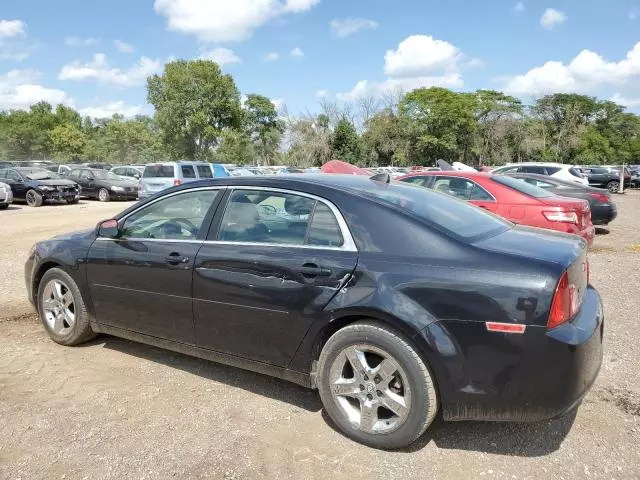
[606, 180, 620, 193]
[317, 321, 438, 449]
[36, 267, 96, 346]
[98, 188, 111, 202]
[66, 197, 79, 204]
[25, 189, 43, 207]
[0, 203, 8, 210]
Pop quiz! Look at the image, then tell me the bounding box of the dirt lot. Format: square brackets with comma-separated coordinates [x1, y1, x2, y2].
[1, 195, 639, 479]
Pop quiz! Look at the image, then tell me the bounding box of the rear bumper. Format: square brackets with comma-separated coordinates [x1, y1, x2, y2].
[417, 286, 603, 422]
[591, 203, 617, 226]
[578, 225, 595, 246]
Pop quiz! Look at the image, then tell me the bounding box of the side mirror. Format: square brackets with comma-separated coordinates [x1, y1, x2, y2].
[134, 173, 140, 179]
[98, 219, 119, 238]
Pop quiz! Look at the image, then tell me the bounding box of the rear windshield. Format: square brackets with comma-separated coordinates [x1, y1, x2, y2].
[491, 175, 553, 198]
[352, 181, 511, 240]
[143, 165, 175, 178]
[196, 165, 213, 178]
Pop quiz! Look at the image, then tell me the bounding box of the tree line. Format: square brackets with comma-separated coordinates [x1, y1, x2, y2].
[1, 59, 639, 167]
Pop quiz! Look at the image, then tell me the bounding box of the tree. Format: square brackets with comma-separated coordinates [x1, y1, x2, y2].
[400, 87, 477, 164]
[331, 118, 363, 164]
[214, 129, 255, 164]
[244, 94, 284, 165]
[362, 109, 409, 166]
[50, 124, 87, 161]
[285, 115, 332, 167]
[473, 90, 523, 165]
[147, 60, 243, 160]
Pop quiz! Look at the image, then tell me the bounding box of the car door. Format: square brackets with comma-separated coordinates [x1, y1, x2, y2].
[85, 187, 224, 343]
[1, 169, 28, 199]
[192, 188, 358, 367]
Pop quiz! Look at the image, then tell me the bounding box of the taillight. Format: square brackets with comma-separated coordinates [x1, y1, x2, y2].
[543, 211, 578, 224]
[548, 271, 579, 329]
[173, 179, 182, 186]
[588, 192, 610, 203]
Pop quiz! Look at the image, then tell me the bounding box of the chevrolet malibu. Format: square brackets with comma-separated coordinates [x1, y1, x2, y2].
[25, 175, 603, 449]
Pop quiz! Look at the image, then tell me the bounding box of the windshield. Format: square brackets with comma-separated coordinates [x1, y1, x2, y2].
[491, 175, 553, 198]
[351, 181, 511, 240]
[23, 169, 62, 180]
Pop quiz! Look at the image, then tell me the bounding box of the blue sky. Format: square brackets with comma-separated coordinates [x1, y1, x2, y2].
[1, 0, 639, 117]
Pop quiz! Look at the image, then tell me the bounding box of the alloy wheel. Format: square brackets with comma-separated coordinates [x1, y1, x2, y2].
[41, 279, 76, 335]
[26, 190, 37, 206]
[98, 189, 108, 201]
[328, 344, 411, 434]
[608, 181, 620, 193]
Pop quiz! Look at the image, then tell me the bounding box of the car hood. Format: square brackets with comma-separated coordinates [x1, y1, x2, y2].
[31, 179, 78, 187]
[49, 228, 95, 242]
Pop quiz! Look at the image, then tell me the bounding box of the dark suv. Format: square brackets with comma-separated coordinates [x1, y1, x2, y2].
[580, 166, 631, 193]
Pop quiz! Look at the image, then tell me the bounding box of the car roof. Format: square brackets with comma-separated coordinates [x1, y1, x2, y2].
[399, 171, 489, 179]
[497, 162, 570, 168]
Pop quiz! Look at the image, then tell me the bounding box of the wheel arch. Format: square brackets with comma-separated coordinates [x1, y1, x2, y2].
[31, 261, 63, 304]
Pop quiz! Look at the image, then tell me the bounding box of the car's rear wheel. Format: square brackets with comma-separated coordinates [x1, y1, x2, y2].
[317, 321, 438, 449]
[37, 268, 96, 346]
[0, 203, 8, 210]
[98, 188, 111, 202]
[66, 197, 79, 204]
[25, 189, 43, 207]
[607, 180, 620, 193]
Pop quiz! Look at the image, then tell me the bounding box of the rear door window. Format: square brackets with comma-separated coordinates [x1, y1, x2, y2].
[143, 165, 175, 178]
[181, 165, 196, 179]
[307, 203, 344, 247]
[196, 165, 213, 179]
[545, 166, 561, 175]
[520, 166, 546, 174]
[401, 176, 431, 187]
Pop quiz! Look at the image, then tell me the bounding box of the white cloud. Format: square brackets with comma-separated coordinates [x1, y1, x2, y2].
[611, 93, 640, 108]
[79, 101, 148, 118]
[58, 53, 162, 87]
[465, 58, 486, 68]
[384, 35, 460, 78]
[114, 40, 135, 53]
[0, 20, 26, 38]
[153, 0, 320, 42]
[315, 89, 328, 97]
[337, 74, 463, 102]
[290, 47, 304, 58]
[0, 70, 73, 110]
[65, 36, 97, 47]
[330, 18, 378, 38]
[514, 2, 525, 12]
[630, 7, 639, 21]
[265, 52, 280, 61]
[200, 47, 241, 65]
[338, 34, 466, 101]
[502, 42, 640, 95]
[540, 8, 566, 29]
[270, 98, 285, 111]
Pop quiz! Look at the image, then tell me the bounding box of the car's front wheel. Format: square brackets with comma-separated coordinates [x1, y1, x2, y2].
[317, 321, 438, 449]
[25, 189, 43, 207]
[37, 268, 96, 346]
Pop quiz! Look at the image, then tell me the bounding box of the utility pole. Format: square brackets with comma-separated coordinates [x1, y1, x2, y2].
[619, 164, 624, 194]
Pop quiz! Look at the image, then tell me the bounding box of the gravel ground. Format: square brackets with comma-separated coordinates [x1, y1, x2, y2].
[1, 195, 639, 479]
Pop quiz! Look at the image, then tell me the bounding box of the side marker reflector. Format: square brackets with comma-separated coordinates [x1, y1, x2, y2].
[486, 322, 526, 334]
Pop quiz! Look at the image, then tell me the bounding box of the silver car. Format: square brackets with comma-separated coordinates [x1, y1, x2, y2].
[139, 162, 215, 199]
[0, 181, 13, 209]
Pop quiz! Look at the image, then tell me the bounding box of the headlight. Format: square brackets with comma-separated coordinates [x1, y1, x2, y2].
[37, 185, 56, 192]
[111, 186, 125, 192]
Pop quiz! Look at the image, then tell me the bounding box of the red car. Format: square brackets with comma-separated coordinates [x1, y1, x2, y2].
[398, 171, 595, 245]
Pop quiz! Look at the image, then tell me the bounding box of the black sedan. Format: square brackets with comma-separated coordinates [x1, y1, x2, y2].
[24, 175, 603, 449]
[65, 167, 138, 201]
[508, 172, 617, 226]
[0, 167, 80, 206]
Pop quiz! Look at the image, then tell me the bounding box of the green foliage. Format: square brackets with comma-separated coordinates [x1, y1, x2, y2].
[243, 94, 284, 165]
[331, 118, 363, 164]
[147, 60, 243, 160]
[214, 129, 255, 164]
[50, 124, 87, 161]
